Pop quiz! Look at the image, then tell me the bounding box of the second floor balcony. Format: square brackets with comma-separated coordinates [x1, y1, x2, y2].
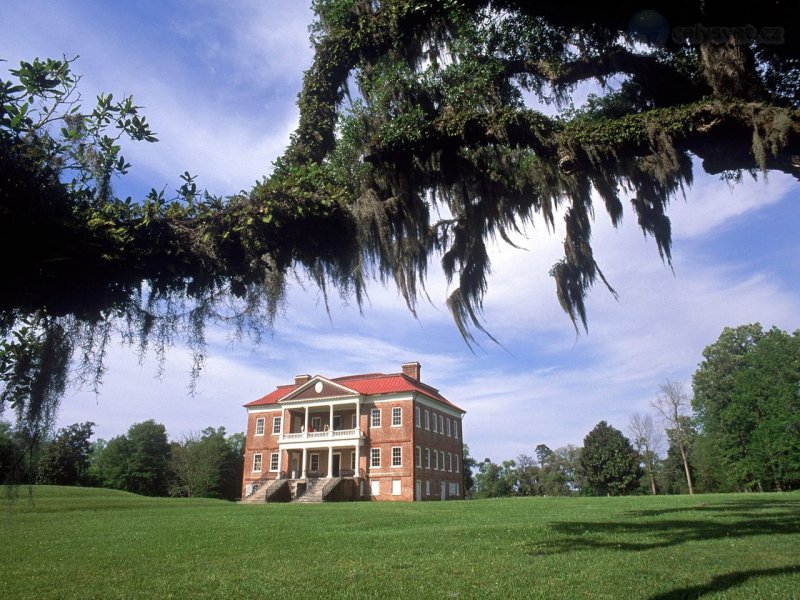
[279, 427, 365, 445]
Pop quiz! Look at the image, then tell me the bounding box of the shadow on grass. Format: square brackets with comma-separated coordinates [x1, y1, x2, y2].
[527, 498, 800, 555]
[648, 565, 800, 600]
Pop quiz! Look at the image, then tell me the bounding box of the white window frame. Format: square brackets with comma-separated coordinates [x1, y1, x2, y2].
[392, 407, 402, 427]
[416, 446, 422, 468]
[370, 448, 381, 468]
[333, 415, 342, 431]
[310, 453, 320, 473]
[455, 454, 459, 473]
[446, 418, 451, 437]
[272, 416, 282, 435]
[425, 448, 431, 469]
[371, 408, 381, 428]
[311, 416, 321, 432]
[253, 453, 262, 472]
[415, 406, 420, 428]
[392, 479, 401, 496]
[448, 452, 453, 472]
[255, 418, 265, 436]
[433, 450, 438, 470]
[269, 452, 279, 472]
[432, 412, 438, 433]
[424, 410, 430, 430]
[441, 451, 445, 471]
[454, 420, 458, 439]
[425, 480, 430, 496]
[352, 413, 357, 429]
[391, 446, 402, 468]
[439, 415, 444, 434]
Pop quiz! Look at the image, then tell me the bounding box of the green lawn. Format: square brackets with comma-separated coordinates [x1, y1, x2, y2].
[2, 487, 799, 599]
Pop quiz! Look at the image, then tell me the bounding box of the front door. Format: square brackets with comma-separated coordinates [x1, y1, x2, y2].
[332, 453, 341, 477]
[291, 455, 299, 479]
[440, 481, 446, 501]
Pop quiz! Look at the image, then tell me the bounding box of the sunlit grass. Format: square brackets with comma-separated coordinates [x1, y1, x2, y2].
[2, 486, 799, 599]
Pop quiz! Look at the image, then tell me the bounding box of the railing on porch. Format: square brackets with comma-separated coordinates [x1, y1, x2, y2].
[280, 428, 363, 442]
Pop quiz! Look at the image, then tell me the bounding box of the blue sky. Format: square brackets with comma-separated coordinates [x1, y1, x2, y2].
[2, 1, 798, 462]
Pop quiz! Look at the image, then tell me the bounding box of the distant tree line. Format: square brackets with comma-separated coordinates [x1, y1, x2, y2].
[466, 323, 800, 498]
[0, 418, 244, 501]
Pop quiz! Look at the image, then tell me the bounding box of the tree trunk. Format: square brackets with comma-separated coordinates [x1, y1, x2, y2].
[678, 443, 694, 495]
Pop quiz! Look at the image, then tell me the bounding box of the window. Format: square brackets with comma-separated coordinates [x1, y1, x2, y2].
[333, 415, 342, 431]
[371, 480, 380, 496]
[425, 480, 430, 496]
[371, 408, 381, 428]
[453, 420, 458, 439]
[310, 453, 320, 473]
[439, 415, 444, 434]
[253, 453, 262, 472]
[424, 410, 430, 430]
[351, 413, 357, 429]
[416, 446, 422, 468]
[270, 452, 279, 472]
[391, 446, 402, 467]
[415, 406, 420, 427]
[425, 448, 431, 469]
[371, 448, 381, 468]
[255, 418, 265, 436]
[455, 455, 459, 473]
[433, 450, 438, 470]
[392, 407, 402, 426]
[441, 451, 445, 471]
[311, 416, 321, 432]
[446, 418, 451, 437]
[272, 416, 281, 434]
[432, 412, 438, 433]
[392, 480, 401, 496]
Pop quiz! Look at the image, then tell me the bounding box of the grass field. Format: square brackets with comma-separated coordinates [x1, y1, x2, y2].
[2, 487, 799, 599]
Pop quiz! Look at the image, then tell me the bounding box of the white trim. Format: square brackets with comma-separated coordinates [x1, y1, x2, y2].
[269, 452, 279, 472]
[415, 406, 421, 428]
[413, 395, 465, 419]
[371, 408, 381, 428]
[391, 407, 402, 427]
[255, 417, 265, 436]
[272, 416, 282, 435]
[439, 415, 444, 435]
[370, 393, 415, 404]
[391, 446, 402, 468]
[279, 375, 360, 402]
[246, 407, 282, 414]
[309, 452, 320, 473]
[415, 446, 422, 468]
[253, 453, 262, 472]
[370, 447, 381, 468]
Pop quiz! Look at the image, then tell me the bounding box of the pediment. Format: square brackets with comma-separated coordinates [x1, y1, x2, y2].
[280, 376, 358, 402]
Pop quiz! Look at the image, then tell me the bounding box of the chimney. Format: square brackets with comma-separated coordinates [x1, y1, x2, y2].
[294, 374, 311, 386]
[401, 362, 421, 381]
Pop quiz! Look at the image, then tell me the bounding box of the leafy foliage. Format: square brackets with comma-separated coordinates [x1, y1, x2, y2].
[36, 421, 95, 485]
[168, 427, 244, 500]
[580, 420, 641, 496]
[2, 2, 800, 434]
[692, 324, 800, 491]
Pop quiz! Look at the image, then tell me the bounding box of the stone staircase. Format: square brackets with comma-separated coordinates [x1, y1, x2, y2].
[240, 479, 287, 504]
[292, 477, 335, 503]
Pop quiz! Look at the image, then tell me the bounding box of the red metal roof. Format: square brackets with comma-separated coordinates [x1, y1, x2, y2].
[244, 372, 463, 412]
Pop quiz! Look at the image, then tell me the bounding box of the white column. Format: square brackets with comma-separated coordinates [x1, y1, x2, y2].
[355, 444, 360, 477]
[329, 403, 334, 432]
[328, 446, 334, 478]
[277, 449, 283, 478]
[304, 406, 309, 436]
[355, 398, 361, 433]
[301, 448, 308, 479]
